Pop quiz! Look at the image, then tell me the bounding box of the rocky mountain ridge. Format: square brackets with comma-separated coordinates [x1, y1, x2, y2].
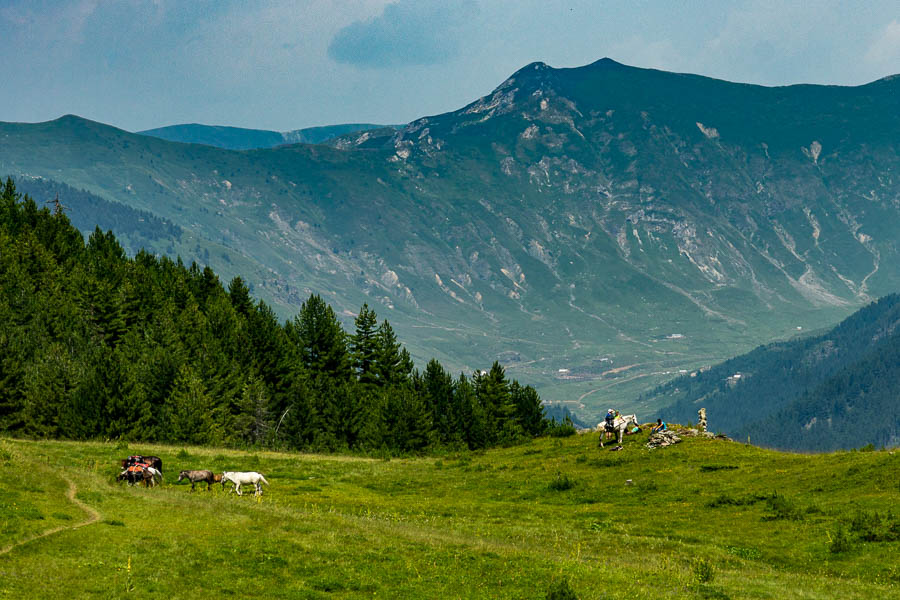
[2, 59, 899, 418]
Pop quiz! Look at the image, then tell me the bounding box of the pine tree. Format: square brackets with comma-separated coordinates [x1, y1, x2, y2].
[228, 276, 254, 316]
[510, 380, 547, 437]
[393, 386, 433, 453]
[351, 303, 379, 385]
[375, 320, 413, 387]
[276, 370, 317, 450]
[454, 374, 488, 449]
[474, 362, 515, 443]
[422, 359, 455, 444]
[165, 364, 222, 445]
[288, 294, 351, 383]
[233, 374, 271, 446]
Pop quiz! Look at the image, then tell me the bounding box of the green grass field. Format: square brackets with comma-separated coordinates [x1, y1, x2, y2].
[1, 433, 898, 599]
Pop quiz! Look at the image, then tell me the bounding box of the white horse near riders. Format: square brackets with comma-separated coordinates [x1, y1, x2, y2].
[598, 414, 640, 448]
[221, 471, 269, 496]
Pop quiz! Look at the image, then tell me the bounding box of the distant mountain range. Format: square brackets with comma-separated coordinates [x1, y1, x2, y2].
[2, 58, 900, 421]
[138, 122, 398, 150]
[655, 294, 900, 451]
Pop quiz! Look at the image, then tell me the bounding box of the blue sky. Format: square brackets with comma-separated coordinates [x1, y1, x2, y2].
[1, 0, 898, 132]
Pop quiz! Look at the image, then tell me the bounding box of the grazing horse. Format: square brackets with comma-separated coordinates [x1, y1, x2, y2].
[221, 471, 269, 496]
[121, 455, 163, 474]
[597, 414, 640, 448]
[177, 470, 216, 492]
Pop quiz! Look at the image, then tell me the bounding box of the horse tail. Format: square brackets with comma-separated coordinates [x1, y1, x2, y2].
[259, 475, 269, 486]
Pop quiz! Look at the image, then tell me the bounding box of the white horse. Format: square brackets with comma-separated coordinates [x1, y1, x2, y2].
[597, 414, 640, 448]
[221, 471, 269, 496]
[146, 466, 163, 486]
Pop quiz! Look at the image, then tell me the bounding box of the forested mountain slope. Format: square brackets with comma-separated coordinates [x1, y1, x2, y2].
[2, 59, 900, 416]
[10, 176, 181, 253]
[655, 294, 900, 450]
[0, 179, 547, 451]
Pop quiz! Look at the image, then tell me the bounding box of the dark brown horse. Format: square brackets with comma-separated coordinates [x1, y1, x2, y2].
[177, 470, 216, 491]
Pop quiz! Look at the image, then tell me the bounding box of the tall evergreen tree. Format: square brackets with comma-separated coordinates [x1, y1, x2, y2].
[165, 364, 223, 445]
[350, 303, 379, 385]
[375, 320, 413, 387]
[288, 294, 351, 383]
[454, 373, 487, 450]
[233, 374, 271, 446]
[474, 361, 516, 443]
[228, 276, 254, 316]
[510, 381, 547, 437]
[422, 359, 456, 444]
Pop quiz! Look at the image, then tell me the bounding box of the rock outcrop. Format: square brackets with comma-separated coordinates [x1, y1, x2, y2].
[646, 430, 682, 449]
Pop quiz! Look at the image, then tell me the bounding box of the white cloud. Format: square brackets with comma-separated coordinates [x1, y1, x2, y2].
[864, 19, 900, 71]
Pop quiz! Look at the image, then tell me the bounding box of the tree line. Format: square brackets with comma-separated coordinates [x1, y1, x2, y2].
[0, 178, 550, 453]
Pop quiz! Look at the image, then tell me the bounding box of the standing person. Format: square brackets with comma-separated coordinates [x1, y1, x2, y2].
[604, 409, 616, 440]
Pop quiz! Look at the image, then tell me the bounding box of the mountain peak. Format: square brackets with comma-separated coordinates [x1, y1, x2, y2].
[585, 57, 626, 68]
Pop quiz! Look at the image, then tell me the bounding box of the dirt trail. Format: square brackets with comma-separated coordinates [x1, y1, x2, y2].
[0, 474, 101, 557]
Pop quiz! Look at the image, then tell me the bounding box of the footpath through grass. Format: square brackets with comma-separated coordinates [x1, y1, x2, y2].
[0, 432, 898, 599]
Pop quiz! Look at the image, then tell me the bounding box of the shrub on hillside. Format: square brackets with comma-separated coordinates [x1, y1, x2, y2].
[828, 524, 853, 553]
[548, 417, 577, 438]
[763, 492, 804, 521]
[691, 557, 715, 584]
[546, 578, 578, 600]
[851, 510, 900, 542]
[549, 472, 574, 491]
[706, 492, 770, 508]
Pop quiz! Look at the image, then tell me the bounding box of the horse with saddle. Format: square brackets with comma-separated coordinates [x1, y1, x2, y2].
[117, 455, 163, 487]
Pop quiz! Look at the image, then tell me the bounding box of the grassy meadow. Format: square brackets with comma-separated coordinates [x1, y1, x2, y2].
[0, 432, 899, 599]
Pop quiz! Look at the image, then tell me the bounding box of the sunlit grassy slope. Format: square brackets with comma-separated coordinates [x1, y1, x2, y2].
[1, 434, 898, 599]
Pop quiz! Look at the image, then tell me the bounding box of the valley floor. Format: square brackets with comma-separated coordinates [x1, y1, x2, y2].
[0, 433, 898, 599]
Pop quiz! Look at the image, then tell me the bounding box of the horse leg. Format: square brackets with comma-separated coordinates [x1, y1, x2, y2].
[236, 483, 242, 496]
[190, 481, 195, 492]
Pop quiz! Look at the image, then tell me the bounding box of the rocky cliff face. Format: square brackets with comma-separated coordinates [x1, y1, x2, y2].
[2, 60, 899, 417]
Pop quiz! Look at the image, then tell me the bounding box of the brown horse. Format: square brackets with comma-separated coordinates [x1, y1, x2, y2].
[177, 470, 216, 491]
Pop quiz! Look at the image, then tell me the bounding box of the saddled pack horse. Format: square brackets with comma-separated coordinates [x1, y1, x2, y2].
[117, 464, 160, 487]
[121, 455, 163, 474]
[177, 470, 216, 492]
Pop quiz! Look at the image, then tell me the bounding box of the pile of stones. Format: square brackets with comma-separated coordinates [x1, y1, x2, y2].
[646, 430, 682, 449]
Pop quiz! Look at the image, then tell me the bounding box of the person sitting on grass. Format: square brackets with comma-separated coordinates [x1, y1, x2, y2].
[652, 418, 667, 433]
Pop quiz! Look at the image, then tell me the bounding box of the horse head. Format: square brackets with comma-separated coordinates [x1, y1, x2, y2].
[177, 470, 188, 482]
